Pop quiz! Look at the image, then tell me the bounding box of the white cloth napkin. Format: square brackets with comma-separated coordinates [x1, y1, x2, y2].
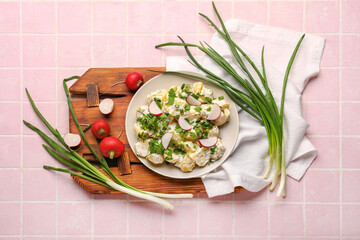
[166, 19, 325, 197]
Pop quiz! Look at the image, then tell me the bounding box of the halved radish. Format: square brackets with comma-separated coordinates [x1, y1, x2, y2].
[207, 103, 221, 121]
[99, 98, 114, 115]
[186, 95, 201, 106]
[178, 115, 192, 131]
[161, 132, 173, 149]
[64, 133, 81, 148]
[148, 100, 162, 116]
[198, 137, 218, 148]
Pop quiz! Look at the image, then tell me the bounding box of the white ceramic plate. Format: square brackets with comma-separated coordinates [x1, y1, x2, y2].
[125, 72, 239, 179]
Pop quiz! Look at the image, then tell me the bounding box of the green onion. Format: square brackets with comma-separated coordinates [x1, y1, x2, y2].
[154, 2, 305, 197]
[165, 88, 176, 105]
[23, 78, 193, 210]
[82, 123, 92, 132]
[204, 96, 212, 103]
[194, 106, 202, 113]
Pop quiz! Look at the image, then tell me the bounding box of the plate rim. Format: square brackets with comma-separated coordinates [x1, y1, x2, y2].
[125, 71, 239, 179]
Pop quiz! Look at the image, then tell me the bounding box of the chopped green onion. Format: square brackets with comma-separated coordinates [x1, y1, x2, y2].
[165, 88, 176, 105]
[194, 106, 202, 113]
[204, 96, 212, 103]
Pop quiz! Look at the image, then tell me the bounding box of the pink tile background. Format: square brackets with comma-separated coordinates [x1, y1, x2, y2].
[0, 0, 359, 239]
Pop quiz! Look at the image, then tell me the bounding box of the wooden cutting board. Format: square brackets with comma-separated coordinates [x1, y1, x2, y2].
[69, 67, 242, 194]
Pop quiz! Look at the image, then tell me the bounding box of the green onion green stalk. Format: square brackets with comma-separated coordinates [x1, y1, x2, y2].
[23, 76, 193, 210]
[154, 2, 305, 197]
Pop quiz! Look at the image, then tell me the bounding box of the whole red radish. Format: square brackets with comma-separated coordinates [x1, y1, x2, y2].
[99, 137, 125, 159]
[125, 72, 144, 91]
[91, 120, 110, 139]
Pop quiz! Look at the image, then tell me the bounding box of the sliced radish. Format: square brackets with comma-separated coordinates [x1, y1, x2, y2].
[186, 94, 201, 106]
[99, 98, 114, 115]
[161, 132, 173, 149]
[63, 133, 81, 148]
[198, 137, 218, 148]
[178, 115, 192, 131]
[207, 103, 221, 121]
[148, 100, 162, 116]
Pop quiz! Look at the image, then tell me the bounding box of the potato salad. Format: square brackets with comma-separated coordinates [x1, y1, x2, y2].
[134, 82, 230, 172]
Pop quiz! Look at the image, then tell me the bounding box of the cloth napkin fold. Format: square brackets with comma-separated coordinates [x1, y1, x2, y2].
[166, 19, 325, 197]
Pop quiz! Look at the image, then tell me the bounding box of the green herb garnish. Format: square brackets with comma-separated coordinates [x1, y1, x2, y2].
[195, 128, 203, 137]
[137, 132, 149, 141]
[204, 96, 212, 103]
[201, 121, 213, 129]
[210, 145, 217, 155]
[181, 83, 190, 91]
[149, 139, 164, 154]
[164, 149, 173, 156]
[154, 97, 163, 108]
[165, 88, 176, 105]
[194, 106, 202, 113]
[189, 132, 197, 139]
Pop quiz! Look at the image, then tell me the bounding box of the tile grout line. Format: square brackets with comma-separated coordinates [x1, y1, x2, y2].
[55, 0, 59, 239]
[197, 193, 200, 240]
[267, 185, 270, 239]
[16, 65, 360, 70]
[19, 0, 24, 238]
[90, 1, 95, 239]
[302, 1, 306, 239]
[0, 235, 348, 238]
[231, 0, 234, 18]
[303, 0, 306, 33]
[338, 0, 343, 239]
[126, 1, 129, 67]
[161, 204, 164, 240]
[267, 0, 270, 26]
[91, 195, 94, 240]
[232, 193, 235, 239]
[2, 234, 347, 238]
[161, 0, 164, 67]
[1, 31, 360, 36]
[0, 30, 356, 38]
[303, 163, 307, 239]
[90, 0, 94, 68]
[126, 194, 129, 240]
[0, 32, 238, 37]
